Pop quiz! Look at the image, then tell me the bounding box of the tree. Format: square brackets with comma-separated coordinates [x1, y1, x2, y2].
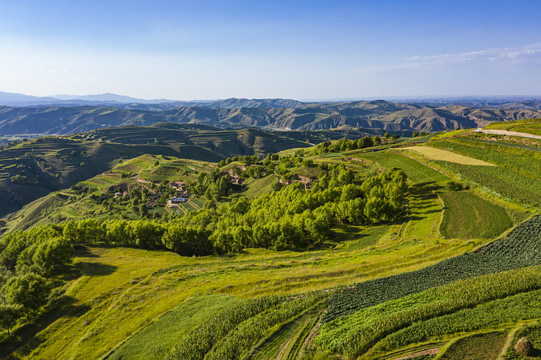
[139, 204, 149, 217]
[364, 196, 386, 223]
[282, 172, 295, 184]
[337, 168, 354, 185]
[360, 137, 373, 148]
[162, 225, 212, 256]
[3, 273, 51, 313]
[32, 237, 73, 276]
[384, 132, 390, 141]
[0, 304, 22, 335]
[271, 180, 282, 192]
[392, 134, 400, 142]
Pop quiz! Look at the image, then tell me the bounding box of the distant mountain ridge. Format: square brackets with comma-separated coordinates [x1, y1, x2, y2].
[1, 100, 541, 135]
[1, 91, 541, 134]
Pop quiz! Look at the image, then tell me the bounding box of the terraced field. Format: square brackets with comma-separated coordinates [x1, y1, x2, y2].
[107, 295, 242, 360]
[427, 137, 541, 206]
[351, 152, 450, 184]
[439, 191, 513, 239]
[401, 146, 495, 166]
[438, 331, 508, 360]
[484, 118, 541, 136]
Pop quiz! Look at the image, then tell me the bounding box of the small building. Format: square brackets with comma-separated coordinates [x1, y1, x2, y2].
[167, 197, 188, 207]
[169, 181, 187, 190]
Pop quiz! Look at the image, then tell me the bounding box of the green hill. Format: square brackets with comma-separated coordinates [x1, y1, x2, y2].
[1, 124, 375, 217]
[2, 126, 541, 359]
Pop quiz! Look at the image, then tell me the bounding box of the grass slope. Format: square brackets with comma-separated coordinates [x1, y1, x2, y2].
[439, 191, 513, 239]
[3, 131, 541, 360]
[438, 331, 508, 360]
[351, 152, 450, 184]
[0, 124, 325, 217]
[485, 118, 541, 136]
[106, 294, 241, 360]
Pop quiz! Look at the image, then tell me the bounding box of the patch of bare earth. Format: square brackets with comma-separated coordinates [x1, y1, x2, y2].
[392, 348, 440, 360]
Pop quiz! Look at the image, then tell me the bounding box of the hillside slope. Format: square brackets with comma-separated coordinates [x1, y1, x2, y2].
[3, 123, 541, 360]
[1, 101, 541, 135]
[3, 124, 362, 217]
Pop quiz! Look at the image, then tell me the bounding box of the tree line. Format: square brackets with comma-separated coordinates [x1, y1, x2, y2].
[313, 135, 400, 155]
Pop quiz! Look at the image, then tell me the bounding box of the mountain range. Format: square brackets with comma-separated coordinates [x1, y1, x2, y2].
[1, 100, 541, 135]
[1, 91, 541, 135]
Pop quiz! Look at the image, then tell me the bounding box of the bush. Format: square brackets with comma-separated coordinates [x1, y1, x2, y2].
[514, 337, 534, 356]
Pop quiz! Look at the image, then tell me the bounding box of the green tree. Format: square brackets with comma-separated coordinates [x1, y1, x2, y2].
[3, 273, 51, 313]
[139, 204, 149, 217]
[0, 304, 22, 335]
[32, 237, 73, 276]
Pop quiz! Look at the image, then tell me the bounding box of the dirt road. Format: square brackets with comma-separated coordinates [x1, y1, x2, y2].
[479, 129, 541, 140]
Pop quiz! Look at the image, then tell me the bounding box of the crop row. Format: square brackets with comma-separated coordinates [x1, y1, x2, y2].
[431, 138, 541, 179]
[165, 296, 283, 360]
[439, 190, 512, 239]
[315, 265, 541, 358]
[356, 152, 449, 184]
[323, 215, 541, 323]
[166, 292, 326, 360]
[429, 138, 541, 206]
[375, 287, 541, 354]
[206, 292, 326, 360]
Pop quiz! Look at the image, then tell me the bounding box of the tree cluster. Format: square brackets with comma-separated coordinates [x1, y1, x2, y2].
[313, 135, 401, 155]
[0, 225, 73, 334]
[20, 169, 408, 257]
[218, 155, 259, 168]
[188, 169, 231, 202]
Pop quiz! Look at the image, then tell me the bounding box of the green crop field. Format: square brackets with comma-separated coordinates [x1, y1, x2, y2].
[352, 151, 450, 184]
[426, 137, 541, 207]
[438, 331, 508, 360]
[439, 191, 513, 239]
[106, 294, 241, 360]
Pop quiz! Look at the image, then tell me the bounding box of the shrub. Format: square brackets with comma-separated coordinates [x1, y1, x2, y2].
[514, 337, 534, 356]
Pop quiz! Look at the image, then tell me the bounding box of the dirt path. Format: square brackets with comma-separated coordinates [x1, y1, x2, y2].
[392, 348, 440, 360]
[132, 175, 151, 185]
[480, 129, 541, 140]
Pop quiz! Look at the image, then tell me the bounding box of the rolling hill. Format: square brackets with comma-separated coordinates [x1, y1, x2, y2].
[1, 99, 541, 135]
[2, 120, 541, 359]
[0, 123, 376, 217]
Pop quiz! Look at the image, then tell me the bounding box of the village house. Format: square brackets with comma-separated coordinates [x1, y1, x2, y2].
[169, 181, 187, 190]
[167, 197, 188, 207]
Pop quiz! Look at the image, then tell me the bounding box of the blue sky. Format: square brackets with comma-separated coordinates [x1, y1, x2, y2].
[1, 0, 540, 100]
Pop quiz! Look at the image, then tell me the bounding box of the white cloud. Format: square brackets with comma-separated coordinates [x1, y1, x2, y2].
[355, 43, 541, 74]
[406, 43, 541, 64]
